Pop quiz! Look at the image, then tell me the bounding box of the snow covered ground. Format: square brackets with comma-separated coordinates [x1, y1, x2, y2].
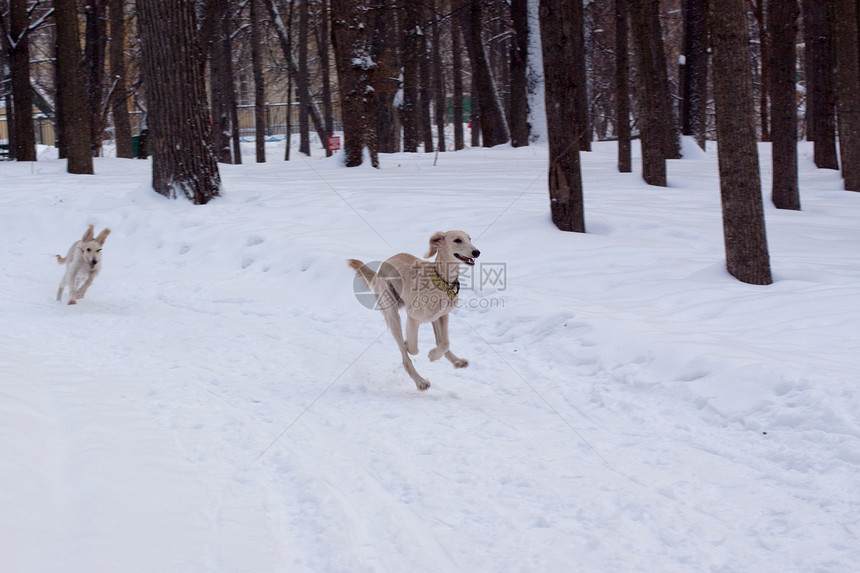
[1, 138, 858, 572]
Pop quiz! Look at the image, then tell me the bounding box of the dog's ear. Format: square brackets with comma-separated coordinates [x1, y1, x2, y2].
[424, 231, 446, 258]
[81, 224, 95, 242]
[95, 228, 111, 245]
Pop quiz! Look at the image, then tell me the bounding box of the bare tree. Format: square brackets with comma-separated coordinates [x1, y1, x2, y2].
[137, 0, 221, 203]
[465, 0, 509, 147]
[298, 0, 310, 155]
[801, 0, 838, 170]
[540, 0, 585, 233]
[331, 0, 378, 167]
[679, 0, 708, 149]
[55, 0, 94, 174]
[768, 0, 800, 210]
[451, 2, 466, 150]
[250, 0, 266, 163]
[615, 0, 631, 172]
[509, 0, 529, 147]
[6, 0, 36, 161]
[108, 0, 133, 158]
[85, 0, 106, 156]
[833, 0, 860, 191]
[710, 0, 772, 284]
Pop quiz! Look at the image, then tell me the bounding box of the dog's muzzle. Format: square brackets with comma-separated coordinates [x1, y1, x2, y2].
[455, 250, 480, 266]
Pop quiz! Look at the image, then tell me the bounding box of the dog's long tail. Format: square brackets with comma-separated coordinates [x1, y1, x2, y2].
[55, 254, 67, 265]
[347, 259, 376, 287]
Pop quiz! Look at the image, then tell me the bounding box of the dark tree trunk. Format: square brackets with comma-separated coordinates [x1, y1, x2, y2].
[419, 8, 434, 153]
[628, 0, 679, 186]
[55, 0, 94, 174]
[802, 0, 838, 170]
[466, 0, 509, 147]
[431, 0, 447, 152]
[108, 0, 133, 158]
[402, 1, 420, 152]
[680, 0, 708, 149]
[315, 0, 334, 156]
[298, 0, 311, 156]
[331, 0, 378, 167]
[751, 0, 770, 141]
[372, 0, 401, 153]
[205, 0, 239, 164]
[250, 0, 266, 163]
[85, 0, 107, 156]
[833, 0, 860, 191]
[451, 4, 465, 151]
[615, 0, 631, 172]
[509, 0, 530, 147]
[710, 0, 773, 285]
[540, 0, 586, 233]
[137, 0, 221, 203]
[768, 0, 800, 210]
[9, 0, 36, 161]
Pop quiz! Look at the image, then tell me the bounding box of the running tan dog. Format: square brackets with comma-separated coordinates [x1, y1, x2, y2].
[348, 230, 480, 390]
[56, 224, 111, 305]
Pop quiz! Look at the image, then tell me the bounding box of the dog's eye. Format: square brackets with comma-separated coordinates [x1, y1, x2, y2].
[454, 239, 463, 244]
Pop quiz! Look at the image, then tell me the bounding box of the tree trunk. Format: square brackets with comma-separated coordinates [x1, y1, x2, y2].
[833, 0, 860, 191]
[371, 0, 401, 153]
[751, 0, 770, 141]
[628, 0, 678, 186]
[315, 0, 334, 156]
[9, 0, 36, 161]
[108, 0, 133, 158]
[615, 0, 631, 172]
[250, 0, 267, 163]
[419, 11, 434, 153]
[710, 0, 773, 285]
[768, 0, 800, 210]
[801, 0, 838, 170]
[451, 5, 465, 151]
[540, 0, 586, 233]
[331, 0, 379, 167]
[431, 0, 447, 152]
[298, 0, 311, 156]
[509, 0, 530, 147]
[205, 0, 239, 164]
[680, 0, 708, 150]
[85, 0, 107, 156]
[402, 1, 420, 152]
[465, 0, 509, 147]
[137, 0, 221, 203]
[55, 0, 94, 174]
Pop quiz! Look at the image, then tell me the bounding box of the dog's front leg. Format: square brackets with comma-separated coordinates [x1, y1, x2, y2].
[75, 271, 98, 301]
[405, 317, 420, 355]
[381, 307, 431, 390]
[430, 314, 468, 368]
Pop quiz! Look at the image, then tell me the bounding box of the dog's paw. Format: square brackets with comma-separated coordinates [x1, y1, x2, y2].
[452, 358, 469, 369]
[428, 347, 445, 361]
[67, 299, 77, 305]
[415, 378, 431, 391]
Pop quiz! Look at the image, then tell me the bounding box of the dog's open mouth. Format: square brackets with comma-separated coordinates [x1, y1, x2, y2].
[455, 253, 476, 266]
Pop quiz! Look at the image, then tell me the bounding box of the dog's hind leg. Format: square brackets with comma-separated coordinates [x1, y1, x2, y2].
[405, 317, 420, 355]
[430, 315, 468, 368]
[380, 306, 431, 390]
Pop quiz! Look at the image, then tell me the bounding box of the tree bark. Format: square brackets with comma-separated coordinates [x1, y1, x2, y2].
[55, 0, 94, 174]
[371, 0, 401, 153]
[680, 0, 708, 149]
[314, 0, 334, 156]
[9, 0, 36, 161]
[298, 0, 311, 156]
[615, 0, 631, 172]
[451, 3, 465, 151]
[250, 0, 267, 163]
[509, 0, 530, 147]
[331, 0, 379, 167]
[108, 0, 133, 158]
[710, 0, 773, 284]
[833, 0, 860, 191]
[540, 0, 585, 233]
[402, 1, 420, 152]
[801, 0, 838, 170]
[137, 0, 221, 203]
[85, 0, 107, 156]
[465, 0, 509, 147]
[431, 0, 447, 152]
[768, 0, 800, 210]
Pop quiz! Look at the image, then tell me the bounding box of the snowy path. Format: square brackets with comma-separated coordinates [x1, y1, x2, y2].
[2, 142, 859, 571]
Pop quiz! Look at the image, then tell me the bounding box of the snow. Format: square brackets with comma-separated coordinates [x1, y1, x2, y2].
[2, 137, 859, 572]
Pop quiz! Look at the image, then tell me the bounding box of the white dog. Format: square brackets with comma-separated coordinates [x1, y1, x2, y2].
[56, 224, 111, 305]
[348, 230, 480, 390]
